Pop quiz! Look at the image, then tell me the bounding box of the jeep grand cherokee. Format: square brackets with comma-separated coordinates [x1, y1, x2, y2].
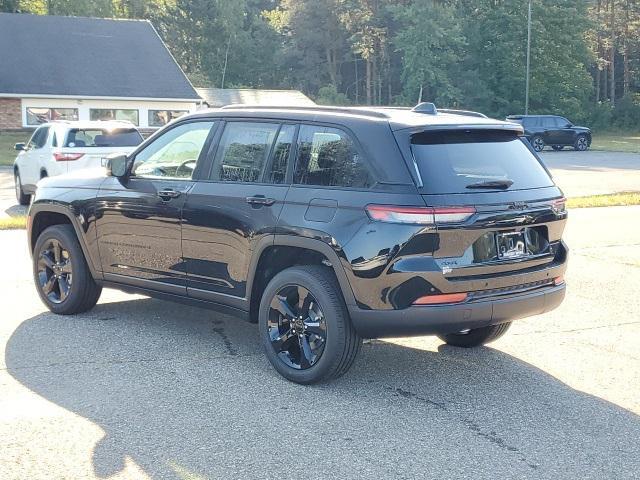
[27, 103, 568, 384]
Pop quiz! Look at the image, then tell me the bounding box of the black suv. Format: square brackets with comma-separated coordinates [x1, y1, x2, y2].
[28, 104, 568, 384]
[506, 115, 591, 152]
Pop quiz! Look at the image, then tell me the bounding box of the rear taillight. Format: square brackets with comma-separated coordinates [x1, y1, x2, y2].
[551, 197, 566, 214]
[553, 275, 565, 286]
[413, 292, 468, 305]
[54, 152, 84, 161]
[366, 205, 475, 225]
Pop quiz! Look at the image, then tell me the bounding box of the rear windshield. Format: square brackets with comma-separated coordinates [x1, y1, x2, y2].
[411, 130, 553, 194]
[65, 128, 143, 148]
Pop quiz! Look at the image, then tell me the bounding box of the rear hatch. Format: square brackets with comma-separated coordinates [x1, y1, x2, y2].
[407, 128, 567, 293]
[56, 127, 142, 171]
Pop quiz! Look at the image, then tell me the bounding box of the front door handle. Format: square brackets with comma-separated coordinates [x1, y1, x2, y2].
[246, 195, 275, 206]
[157, 188, 181, 200]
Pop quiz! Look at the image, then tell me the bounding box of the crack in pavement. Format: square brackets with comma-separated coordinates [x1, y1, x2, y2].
[513, 320, 640, 336]
[385, 386, 539, 471]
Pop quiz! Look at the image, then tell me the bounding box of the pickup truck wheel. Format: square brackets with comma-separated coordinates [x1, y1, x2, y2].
[33, 224, 102, 315]
[258, 266, 361, 384]
[14, 170, 30, 205]
[531, 136, 545, 152]
[438, 322, 511, 348]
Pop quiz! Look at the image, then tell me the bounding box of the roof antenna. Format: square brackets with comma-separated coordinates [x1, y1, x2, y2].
[412, 102, 438, 115]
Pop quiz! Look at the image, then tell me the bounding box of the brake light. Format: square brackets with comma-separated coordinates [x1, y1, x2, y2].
[413, 292, 468, 305]
[552, 197, 566, 214]
[54, 152, 84, 161]
[366, 205, 475, 225]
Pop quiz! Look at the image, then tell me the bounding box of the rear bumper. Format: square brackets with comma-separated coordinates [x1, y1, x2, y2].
[348, 283, 565, 338]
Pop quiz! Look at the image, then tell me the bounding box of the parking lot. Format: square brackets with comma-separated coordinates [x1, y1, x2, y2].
[1, 203, 638, 479]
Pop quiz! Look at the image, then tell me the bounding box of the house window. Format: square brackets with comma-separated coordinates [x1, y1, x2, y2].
[148, 110, 188, 127]
[26, 107, 78, 125]
[90, 108, 139, 125]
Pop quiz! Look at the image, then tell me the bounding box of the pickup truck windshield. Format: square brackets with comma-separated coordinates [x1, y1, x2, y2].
[411, 130, 553, 194]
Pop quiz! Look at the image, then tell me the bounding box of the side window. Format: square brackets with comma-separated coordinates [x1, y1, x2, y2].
[293, 125, 372, 189]
[51, 131, 58, 147]
[28, 127, 49, 149]
[132, 121, 214, 179]
[267, 124, 295, 184]
[210, 122, 279, 183]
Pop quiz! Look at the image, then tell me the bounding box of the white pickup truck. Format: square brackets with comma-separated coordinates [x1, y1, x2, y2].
[13, 120, 143, 205]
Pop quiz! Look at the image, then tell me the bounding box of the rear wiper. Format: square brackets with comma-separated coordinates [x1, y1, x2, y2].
[465, 179, 514, 190]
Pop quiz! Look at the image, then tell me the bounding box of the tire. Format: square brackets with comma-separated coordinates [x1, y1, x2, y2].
[551, 145, 564, 151]
[258, 265, 361, 384]
[14, 170, 30, 206]
[531, 136, 545, 152]
[437, 322, 512, 348]
[33, 224, 102, 315]
[574, 135, 588, 151]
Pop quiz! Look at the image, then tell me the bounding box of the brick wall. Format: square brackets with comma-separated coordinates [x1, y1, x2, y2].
[0, 98, 22, 130]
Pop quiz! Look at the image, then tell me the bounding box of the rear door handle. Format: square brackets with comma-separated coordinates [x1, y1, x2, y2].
[158, 188, 181, 200]
[246, 195, 275, 206]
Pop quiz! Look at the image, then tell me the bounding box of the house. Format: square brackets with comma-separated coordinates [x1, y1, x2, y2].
[195, 88, 315, 108]
[0, 13, 201, 131]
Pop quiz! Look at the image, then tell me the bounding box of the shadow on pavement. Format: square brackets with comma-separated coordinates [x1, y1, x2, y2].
[6, 297, 640, 479]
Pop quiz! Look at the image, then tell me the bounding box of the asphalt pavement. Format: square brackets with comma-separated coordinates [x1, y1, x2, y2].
[1, 206, 639, 479]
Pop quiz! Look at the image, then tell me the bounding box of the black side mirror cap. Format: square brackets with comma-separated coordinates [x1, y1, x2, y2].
[106, 154, 129, 178]
[14, 143, 26, 151]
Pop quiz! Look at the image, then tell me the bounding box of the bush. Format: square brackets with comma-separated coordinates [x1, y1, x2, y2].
[585, 102, 614, 131]
[613, 94, 640, 130]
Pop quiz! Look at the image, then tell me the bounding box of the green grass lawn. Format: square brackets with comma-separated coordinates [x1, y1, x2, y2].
[0, 131, 30, 167]
[591, 133, 640, 153]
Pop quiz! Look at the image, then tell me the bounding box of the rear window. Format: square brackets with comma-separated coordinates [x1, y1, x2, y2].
[411, 130, 553, 194]
[65, 128, 143, 148]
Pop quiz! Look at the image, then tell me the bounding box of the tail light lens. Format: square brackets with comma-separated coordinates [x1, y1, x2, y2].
[414, 292, 468, 305]
[366, 205, 475, 225]
[553, 275, 565, 286]
[54, 152, 84, 161]
[551, 197, 566, 214]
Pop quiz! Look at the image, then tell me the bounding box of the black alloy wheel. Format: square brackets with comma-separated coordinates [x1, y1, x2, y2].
[36, 238, 73, 304]
[33, 224, 102, 314]
[258, 266, 361, 384]
[267, 285, 327, 370]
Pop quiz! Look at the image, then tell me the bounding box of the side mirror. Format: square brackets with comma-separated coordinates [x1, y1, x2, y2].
[106, 154, 129, 178]
[565, 123, 572, 128]
[14, 143, 26, 151]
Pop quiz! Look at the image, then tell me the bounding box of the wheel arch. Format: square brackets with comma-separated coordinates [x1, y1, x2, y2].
[246, 235, 356, 323]
[29, 204, 101, 279]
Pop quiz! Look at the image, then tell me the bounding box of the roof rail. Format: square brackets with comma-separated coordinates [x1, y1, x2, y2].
[220, 104, 391, 119]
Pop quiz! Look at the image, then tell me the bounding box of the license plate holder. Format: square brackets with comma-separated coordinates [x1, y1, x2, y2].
[496, 231, 527, 259]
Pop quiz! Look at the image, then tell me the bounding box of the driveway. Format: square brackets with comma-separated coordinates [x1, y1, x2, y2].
[1, 206, 638, 479]
[2, 150, 639, 218]
[539, 149, 640, 197]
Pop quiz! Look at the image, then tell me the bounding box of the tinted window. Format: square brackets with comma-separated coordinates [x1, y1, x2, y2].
[267, 125, 295, 184]
[210, 122, 279, 183]
[543, 117, 558, 127]
[65, 128, 143, 147]
[133, 121, 214, 179]
[411, 130, 554, 194]
[293, 125, 371, 188]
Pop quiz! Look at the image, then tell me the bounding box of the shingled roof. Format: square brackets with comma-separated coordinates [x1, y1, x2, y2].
[0, 13, 200, 100]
